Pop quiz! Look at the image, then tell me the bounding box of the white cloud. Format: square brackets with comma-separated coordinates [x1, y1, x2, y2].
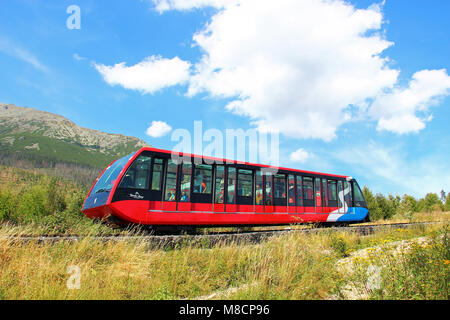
[290, 148, 311, 164]
[377, 115, 426, 134]
[371, 69, 450, 134]
[179, 0, 400, 141]
[105, 0, 450, 140]
[94, 55, 191, 94]
[0, 35, 48, 72]
[146, 121, 173, 137]
[73, 53, 86, 61]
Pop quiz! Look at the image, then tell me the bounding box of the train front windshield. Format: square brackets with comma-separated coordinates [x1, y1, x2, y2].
[83, 153, 134, 210]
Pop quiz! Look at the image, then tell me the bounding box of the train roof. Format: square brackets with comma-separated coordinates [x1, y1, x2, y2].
[136, 147, 350, 179]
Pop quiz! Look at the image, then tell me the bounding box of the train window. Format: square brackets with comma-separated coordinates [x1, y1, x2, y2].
[353, 181, 365, 202]
[303, 177, 314, 200]
[296, 176, 303, 206]
[255, 170, 263, 205]
[327, 180, 337, 201]
[193, 164, 212, 194]
[265, 173, 273, 205]
[180, 163, 192, 202]
[227, 167, 236, 204]
[164, 160, 178, 201]
[274, 174, 286, 199]
[238, 169, 253, 197]
[151, 158, 164, 191]
[288, 175, 295, 206]
[118, 154, 151, 190]
[215, 165, 225, 204]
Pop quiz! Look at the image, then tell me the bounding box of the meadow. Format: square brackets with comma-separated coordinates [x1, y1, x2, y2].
[0, 221, 447, 300]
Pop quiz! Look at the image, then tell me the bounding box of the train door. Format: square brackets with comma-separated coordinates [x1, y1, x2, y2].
[314, 178, 322, 213]
[344, 180, 352, 213]
[288, 174, 296, 213]
[327, 180, 338, 211]
[226, 166, 237, 213]
[337, 180, 344, 214]
[273, 173, 287, 213]
[254, 170, 264, 213]
[302, 177, 315, 213]
[162, 159, 179, 211]
[191, 163, 213, 212]
[213, 165, 225, 213]
[177, 161, 192, 212]
[296, 176, 304, 213]
[322, 178, 328, 213]
[236, 168, 254, 212]
[264, 173, 274, 213]
[148, 157, 164, 210]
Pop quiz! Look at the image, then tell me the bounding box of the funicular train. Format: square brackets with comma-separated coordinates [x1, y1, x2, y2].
[82, 147, 369, 230]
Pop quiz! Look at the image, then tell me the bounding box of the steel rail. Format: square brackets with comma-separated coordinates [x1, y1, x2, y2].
[1, 221, 445, 249]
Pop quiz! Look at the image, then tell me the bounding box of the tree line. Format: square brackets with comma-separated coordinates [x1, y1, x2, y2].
[362, 186, 450, 221]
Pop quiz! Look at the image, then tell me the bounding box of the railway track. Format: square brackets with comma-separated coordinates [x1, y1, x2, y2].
[1, 221, 445, 249]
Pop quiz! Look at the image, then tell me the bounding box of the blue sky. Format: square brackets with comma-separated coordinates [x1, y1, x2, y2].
[0, 0, 449, 198]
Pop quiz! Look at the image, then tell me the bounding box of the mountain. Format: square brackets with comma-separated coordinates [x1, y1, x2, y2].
[0, 103, 150, 185]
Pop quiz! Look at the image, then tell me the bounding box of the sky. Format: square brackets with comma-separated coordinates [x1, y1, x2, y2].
[0, 0, 449, 198]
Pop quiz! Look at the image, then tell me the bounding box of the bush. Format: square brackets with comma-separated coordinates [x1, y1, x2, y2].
[14, 185, 49, 223]
[330, 234, 349, 257]
[375, 194, 397, 220]
[0, 189, 17, 221]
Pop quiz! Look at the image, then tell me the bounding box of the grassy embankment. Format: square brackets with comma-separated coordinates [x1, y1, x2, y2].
[0, 221, 448, 300]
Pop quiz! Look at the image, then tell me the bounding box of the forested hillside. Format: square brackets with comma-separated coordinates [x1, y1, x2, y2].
[0, 103, 150, 185]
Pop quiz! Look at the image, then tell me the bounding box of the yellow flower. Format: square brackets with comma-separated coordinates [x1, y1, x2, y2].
[443, 260, 450, 265]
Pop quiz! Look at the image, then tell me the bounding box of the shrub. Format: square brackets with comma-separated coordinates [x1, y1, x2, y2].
[330, 234, 349, 257]
[376, 194, 397, 219]
[0, 189, 17, 221]
[15, 185, 49, 223]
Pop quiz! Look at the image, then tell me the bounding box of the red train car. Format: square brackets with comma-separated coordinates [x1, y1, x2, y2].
[82, 147, 369, 229]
